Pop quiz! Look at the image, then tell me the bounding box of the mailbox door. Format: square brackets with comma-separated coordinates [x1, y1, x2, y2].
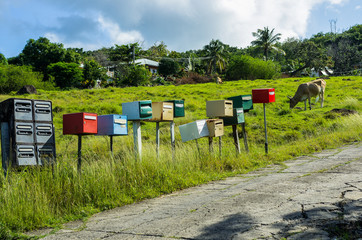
[35, 123, 54, 144]
[33, 100, 52, 122]
[224, 100, 233, 116]
[14, 122, 34, 143]
[37, 144, 56, 165]
[162, 102, 174, 121]
[14, 99, 33, 121]
[139, 101, 152, 119]
[83, 113, 98, 134]
[221, 108, 245, 126]
[207, 119, 224, 137]
[113, 115, 128, 135]
[16, 145, 37, 166]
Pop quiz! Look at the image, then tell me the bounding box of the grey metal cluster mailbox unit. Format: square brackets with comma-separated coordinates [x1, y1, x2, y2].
[0, 98, 56, 171]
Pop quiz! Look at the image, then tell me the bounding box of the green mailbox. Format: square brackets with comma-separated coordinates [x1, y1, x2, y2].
[227, 95, 253, 112]
[166, 100, 185, 118]
[221, 108, 245, 126]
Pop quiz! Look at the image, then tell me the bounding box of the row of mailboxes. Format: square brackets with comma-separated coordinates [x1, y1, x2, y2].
[0, 98, 53, 122]
[63, 113, 129, 136]
[122, 100, 185, 121]
[179, 119, 224, 142]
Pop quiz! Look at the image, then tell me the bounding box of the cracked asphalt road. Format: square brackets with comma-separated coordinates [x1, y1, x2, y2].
[35, 143, 362, 239]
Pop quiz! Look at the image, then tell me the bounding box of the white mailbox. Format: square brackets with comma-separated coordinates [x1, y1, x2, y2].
[179, 119, 210, 142]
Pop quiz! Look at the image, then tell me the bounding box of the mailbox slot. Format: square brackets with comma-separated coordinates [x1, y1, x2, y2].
[16, 145, 37, 165]
[37, 145, 56, 165]
[14, 99, 33, 121]
[34, 100, 53, 122]
[97, 114, 128, 136]
[207, 119, 224, 137]
[14, 123, 34, 143]
[35, 123, 54, 143]
[252, 88, 275, 103]
[206, 100, 233, 117]
[227, 94, 253, 112]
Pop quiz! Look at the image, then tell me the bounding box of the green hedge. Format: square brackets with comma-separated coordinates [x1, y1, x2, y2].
[225, 55, 281, 80]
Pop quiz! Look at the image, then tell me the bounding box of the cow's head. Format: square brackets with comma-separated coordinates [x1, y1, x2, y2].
[288, 96, 297, 109]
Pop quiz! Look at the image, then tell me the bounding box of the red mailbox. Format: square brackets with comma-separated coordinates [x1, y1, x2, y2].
[63, 112, 98, 135]
[252, 88, 275, 103]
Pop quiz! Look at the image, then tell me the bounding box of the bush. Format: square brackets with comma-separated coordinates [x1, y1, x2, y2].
[118, 65, 152, 86]
[225, 55, 281, 80]
[174, 72, 213, 85]
[48, 62, 83, 89]
[0, 65, 54, 94]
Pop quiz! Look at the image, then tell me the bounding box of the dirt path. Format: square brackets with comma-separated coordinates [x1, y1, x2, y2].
[33, 143, 362, 239]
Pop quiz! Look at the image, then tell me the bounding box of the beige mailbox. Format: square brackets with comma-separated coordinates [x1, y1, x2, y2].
[206, 100, 233, 117]
[148, 102, 174, 121]
[207, 119, 224, 137]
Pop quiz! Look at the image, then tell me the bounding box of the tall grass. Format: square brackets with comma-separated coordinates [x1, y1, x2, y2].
[0, 77, 361, 235]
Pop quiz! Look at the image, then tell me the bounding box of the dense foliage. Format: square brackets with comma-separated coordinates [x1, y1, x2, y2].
[1, 24, 361, 92]
[226, 55, 281, 80]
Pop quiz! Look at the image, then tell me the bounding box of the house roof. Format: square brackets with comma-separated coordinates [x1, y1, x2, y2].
[134, 58, 159, 67]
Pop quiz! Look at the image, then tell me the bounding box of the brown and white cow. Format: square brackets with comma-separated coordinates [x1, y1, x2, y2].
[288, 79, 326, 110]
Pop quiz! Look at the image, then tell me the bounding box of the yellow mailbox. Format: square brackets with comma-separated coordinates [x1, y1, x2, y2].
[206, 119, 224, 137]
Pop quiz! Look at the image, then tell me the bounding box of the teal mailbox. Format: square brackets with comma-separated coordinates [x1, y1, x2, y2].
[227, 95, 253, 112]
[221, 108, 245, 126]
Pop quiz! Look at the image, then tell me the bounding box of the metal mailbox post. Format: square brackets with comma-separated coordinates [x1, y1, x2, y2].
[122, 100, 152, 160]
[97, 114, 128, 155]
[146, 102, 174, 159]
[165, 100, 185, 160]
[221, 108, 245, 154]
[0, 98, 56, 175]
[63, 112, 98, 173]
[252, 88, 275, 154]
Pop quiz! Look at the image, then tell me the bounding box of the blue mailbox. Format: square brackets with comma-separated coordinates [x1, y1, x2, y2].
[97, 114, 128, 136]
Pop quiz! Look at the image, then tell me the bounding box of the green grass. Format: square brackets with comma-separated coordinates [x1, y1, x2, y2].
[0, 76, 361, 236]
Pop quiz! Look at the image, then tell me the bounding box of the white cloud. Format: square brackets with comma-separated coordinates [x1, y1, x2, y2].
[97, 15, 144, 44]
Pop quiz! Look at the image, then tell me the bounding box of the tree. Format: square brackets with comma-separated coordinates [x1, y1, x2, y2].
[47, 62, 83, 88]
[158, 58, 180, 77]
[82, 59, 108, 88]
[10, 37, 80, 81]
[118, 65, 152, 87]
[109, 43, 142, 64]
[291, 40, 332, 76]
[146, 41, 170, 60]
[251, 27, 285, 61]
[0, 53, 7, 65]
[203, 39, 228, 74]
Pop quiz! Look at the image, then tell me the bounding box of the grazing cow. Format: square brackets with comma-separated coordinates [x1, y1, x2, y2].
[288, 79, 326, 110]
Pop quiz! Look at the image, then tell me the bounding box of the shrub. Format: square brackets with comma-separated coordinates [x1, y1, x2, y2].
[48, 62, 83, 89]
[0, 65, 54, 94]
[225, 55, 281, 80]
[174, 72, 213, 85]
[118, 65, 152, 86]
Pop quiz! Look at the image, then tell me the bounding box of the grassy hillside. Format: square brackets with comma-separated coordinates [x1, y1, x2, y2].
[0, 76, 361, 236]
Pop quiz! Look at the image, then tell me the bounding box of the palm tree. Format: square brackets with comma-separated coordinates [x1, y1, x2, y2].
[251, 27, 285, 61]
[203, 39, 228, 74]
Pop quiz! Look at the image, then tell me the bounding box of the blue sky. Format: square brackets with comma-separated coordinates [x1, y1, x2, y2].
[0, 0, 361, 58]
